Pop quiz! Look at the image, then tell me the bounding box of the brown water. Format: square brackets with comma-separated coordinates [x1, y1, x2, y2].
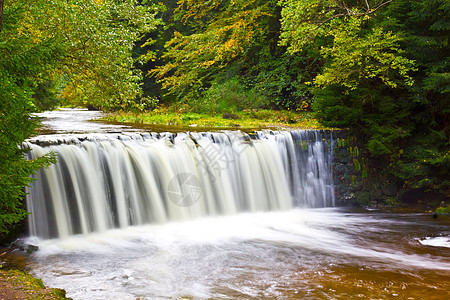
[21, 208, 450, 299]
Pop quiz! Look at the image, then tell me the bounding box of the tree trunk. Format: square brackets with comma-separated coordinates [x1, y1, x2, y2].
[0, 0, 4, 33]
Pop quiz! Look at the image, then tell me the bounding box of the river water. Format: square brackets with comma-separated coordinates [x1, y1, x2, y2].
[23, 108, 450, 299]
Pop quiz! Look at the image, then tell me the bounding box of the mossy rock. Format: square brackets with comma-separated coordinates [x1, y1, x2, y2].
[435, 205, 450, 215]
[0, 269, 71, 300]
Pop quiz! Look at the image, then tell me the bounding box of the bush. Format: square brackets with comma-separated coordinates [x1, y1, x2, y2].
[189, 77, 269, 114]
[0, 71, 56, 244]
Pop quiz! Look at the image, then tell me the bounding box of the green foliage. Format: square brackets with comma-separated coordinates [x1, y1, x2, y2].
[0, 71, 56, 239]
[435, 205, 450, 214]
[0, 1, 54, 240]
[147, 0, 323, 110]
[395, 135, 449, 191]
[243, 46, 320, 110]
[315, 21, 416, 89]
[278, 0, 396, 53]
[277, 0, 448, 196]
[278, 0, 417, 134]
[104, 106, 321, 128]
[384, 0, 449, 193]
[2, 0, 162, 112]
[152, 0, 275, 101]
[33, 80, 61, 111]
[51, 0, 162, 111]
[190, 77, 268, 114]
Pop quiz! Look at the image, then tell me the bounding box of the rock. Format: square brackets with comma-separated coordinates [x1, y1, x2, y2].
[9, 239, 39, 254]
[382, 182, 398, 197]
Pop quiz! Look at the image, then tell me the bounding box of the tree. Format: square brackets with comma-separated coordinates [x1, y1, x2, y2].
[152, 0, 275, 101]
[45, 0, 162, 111]
[278, 0, 395, 53]
[0, 0, 59, 241]
[279, 0, 449, 196]
[149, 0, 319, 110]
[0, 71, 56, 240]
[384, 0, 449, 192]
[0, 0, 162, 242]
[280, 1, 415, 156]
[0, 0, 4, 33]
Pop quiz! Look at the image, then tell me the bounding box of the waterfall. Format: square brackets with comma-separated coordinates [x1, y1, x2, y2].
[25, 130, 335, 239]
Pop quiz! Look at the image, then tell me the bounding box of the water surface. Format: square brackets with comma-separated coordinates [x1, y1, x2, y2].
[25, 208, 450, 299]
[24, 109, 450, 299]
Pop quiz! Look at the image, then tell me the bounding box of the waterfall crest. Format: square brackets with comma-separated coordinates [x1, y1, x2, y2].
[26, 130, 335, 239]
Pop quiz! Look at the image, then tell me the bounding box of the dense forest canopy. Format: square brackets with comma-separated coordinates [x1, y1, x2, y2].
[0, 0, 448, 240]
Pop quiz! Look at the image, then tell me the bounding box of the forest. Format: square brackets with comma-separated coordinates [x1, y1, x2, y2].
[0, 0, 449, 240]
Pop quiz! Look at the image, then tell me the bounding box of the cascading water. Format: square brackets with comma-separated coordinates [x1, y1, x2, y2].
[18, 109, 449, 300]
[25, 130, 335, 239]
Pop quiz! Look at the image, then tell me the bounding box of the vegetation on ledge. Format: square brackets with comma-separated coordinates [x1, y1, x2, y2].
[103, 106, 323, 130]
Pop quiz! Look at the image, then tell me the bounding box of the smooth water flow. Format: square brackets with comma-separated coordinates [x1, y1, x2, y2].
[26, 130, 335, 239]
[20, 109, 449, 299]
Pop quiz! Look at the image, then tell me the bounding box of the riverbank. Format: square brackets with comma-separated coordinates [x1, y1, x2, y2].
[0, 269, 70, 300]
[1, 248, 70, 300]
[102, 107, 323, 129]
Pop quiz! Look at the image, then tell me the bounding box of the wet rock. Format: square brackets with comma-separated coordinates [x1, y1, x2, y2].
[10, 240, 39, 254]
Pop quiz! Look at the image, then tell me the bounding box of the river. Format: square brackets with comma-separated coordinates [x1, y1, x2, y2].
[23, 108, 450, 299]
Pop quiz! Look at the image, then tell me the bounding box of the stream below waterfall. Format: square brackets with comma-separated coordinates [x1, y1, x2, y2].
[20, 108, 450, 299]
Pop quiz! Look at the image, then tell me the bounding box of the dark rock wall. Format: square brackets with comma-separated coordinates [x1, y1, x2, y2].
[332, 131, 401, 207]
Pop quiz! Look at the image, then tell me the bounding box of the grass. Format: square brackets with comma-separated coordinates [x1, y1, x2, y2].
[102, 106, 326, 130]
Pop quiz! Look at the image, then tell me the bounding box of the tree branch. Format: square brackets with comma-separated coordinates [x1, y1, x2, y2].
[0, 0, 4, 33]
[311, 0, 394, 26]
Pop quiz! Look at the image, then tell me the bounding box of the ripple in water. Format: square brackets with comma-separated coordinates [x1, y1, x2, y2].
[26, 209, 450, 300]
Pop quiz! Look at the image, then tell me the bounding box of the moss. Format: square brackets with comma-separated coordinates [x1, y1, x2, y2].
[0, 269, 71, 299]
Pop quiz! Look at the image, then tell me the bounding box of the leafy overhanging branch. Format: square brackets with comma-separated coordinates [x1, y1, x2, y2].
[278, 0, 395, 52]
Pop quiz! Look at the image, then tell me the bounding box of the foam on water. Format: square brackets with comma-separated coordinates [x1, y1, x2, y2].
[26, 209, 450, 300]
[419, 236, 450, 248]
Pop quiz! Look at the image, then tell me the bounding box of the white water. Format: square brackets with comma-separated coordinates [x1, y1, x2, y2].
[22, 110, 449, 299]
[26, 209, 450, 299]
[419, 236, 450, 248]
[26, 130, 335, 239]
[34, 108, 131, 133]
